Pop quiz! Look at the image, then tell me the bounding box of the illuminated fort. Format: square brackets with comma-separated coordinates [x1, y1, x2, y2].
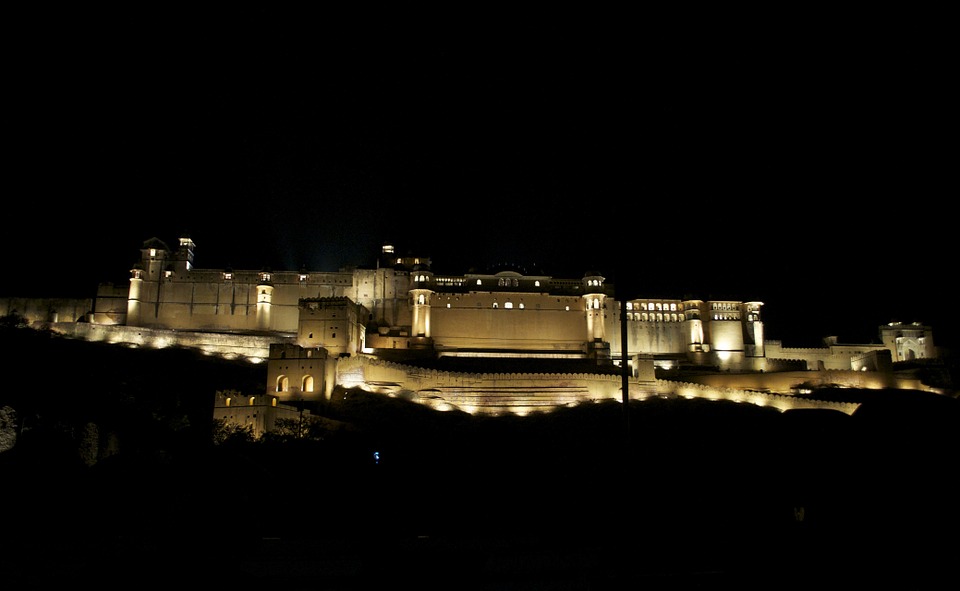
[1, 235, 942, 431]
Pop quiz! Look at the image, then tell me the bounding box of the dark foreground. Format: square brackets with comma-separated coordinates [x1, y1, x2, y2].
[2, 329, 957, 589]
[4, 425, 957, 591]
[3, 504, 955, 590]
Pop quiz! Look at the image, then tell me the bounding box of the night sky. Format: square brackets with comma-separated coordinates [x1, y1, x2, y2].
[3, 9, 955, 348]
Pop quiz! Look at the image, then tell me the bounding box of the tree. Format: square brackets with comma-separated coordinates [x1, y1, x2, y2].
[211, 418, 254, 446]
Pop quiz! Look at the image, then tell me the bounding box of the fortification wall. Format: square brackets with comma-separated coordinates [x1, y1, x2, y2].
[764, 340, 896, 371]
[335, 355, 651, 414]
[672, 369, 937, 394]
[1, 297, 93, 323]
[332, 355, 860, 415]
[657, 380, 861, 414]
[44, 322, 294, 361]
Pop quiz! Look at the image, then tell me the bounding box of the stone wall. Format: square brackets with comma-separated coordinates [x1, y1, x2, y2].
[333, 355, 861, 416]
[43, 322, 294, 361]
[672, 368, 936, 394]
[1, 297, 93, 323]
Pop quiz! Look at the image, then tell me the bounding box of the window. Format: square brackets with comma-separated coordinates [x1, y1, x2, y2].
[505, 302, 513, 309]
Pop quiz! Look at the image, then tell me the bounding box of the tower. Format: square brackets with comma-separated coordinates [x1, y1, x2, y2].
[256, 269, 274, 332]
[410, 266, 434, 339]
[126, 237, 171, 327]
[743, 301, 764, 358]
[583, 271, 609, 361]
[173, 235, 196, 274]
[126, 263, 144, 327]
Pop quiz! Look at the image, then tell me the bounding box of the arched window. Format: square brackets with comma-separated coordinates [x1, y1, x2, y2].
[302, 375, 314, 392]
[276, 375, 288, 392]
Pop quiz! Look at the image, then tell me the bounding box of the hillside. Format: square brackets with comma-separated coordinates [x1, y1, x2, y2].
[1, 324, 957, 588]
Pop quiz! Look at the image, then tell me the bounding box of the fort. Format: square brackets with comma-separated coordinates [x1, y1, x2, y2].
[1, 235, 944, 436]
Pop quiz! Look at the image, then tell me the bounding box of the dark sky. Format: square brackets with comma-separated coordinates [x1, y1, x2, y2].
[3, 9, 956, 348]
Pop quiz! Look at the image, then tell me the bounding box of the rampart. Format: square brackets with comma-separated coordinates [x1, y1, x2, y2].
[1, 297, 93, 323]
[764, 340, 893, 371]
[333, 355, 861, 415]
[658, 380, 861, 414]
[671, 369, 939, 395]
[42, 322, 295, 361]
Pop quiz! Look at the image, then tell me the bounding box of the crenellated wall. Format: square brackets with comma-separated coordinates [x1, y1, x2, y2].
[669, 368, 940, 395]
[42, 322, 293, 361]
[330, 355, 861, 416]
[765, 339, 897, 370]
